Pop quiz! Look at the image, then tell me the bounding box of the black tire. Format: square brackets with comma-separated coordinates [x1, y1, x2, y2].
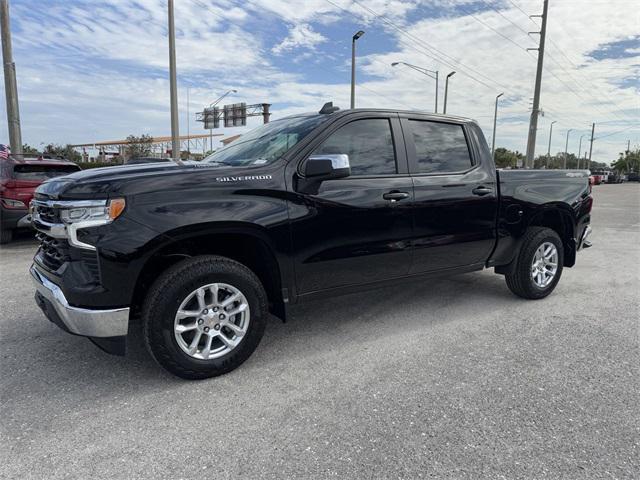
[0, 228, 13, 245]
[505, 227, 564, 300]
[142, 255, 268, 379]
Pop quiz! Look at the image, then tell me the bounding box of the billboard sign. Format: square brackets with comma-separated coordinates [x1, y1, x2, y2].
[203, 106, 220, 129]
[223, 103, 247, 127]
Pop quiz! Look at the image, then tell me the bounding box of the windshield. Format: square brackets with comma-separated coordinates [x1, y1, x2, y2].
[203, 114, 330, 166]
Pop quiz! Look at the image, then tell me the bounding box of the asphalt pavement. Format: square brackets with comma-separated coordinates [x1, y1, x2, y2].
[1, 183, 638, 479]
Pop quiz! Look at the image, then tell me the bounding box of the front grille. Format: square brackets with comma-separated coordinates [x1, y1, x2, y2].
[35, 231, 101, 283]
[35, 204, 59, 223]
[36, 232, 70, 271]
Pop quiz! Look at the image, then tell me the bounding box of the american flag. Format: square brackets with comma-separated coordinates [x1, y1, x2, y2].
[0, 144, 10, 159]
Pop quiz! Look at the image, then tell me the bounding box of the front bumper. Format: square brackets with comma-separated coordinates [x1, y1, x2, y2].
[31, 265, 130, 337]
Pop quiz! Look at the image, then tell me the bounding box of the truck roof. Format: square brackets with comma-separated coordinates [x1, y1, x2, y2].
[309, 107, 475, 124]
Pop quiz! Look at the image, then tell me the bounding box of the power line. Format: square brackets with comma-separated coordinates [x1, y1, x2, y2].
[341, 0, 508, 91]
[458, 1, 635, 125]
[594, 125, 638, 141]
[502, 0, 637, 120]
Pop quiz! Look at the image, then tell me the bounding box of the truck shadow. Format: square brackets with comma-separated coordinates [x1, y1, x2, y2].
[4, 270, 517, 406]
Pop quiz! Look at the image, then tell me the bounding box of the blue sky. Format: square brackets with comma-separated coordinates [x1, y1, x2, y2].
[1, 0, 638, 163]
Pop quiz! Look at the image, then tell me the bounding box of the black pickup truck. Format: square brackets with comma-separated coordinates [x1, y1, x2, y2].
[30, 104, 593, 379]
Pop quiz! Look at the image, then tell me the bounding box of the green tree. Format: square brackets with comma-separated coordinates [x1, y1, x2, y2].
[21, 144, 39, 155]
[43, 143, 82, 162]
[612, 149, 640, 174]
[124, 134, 154, 159]
[533, 152, 609, 170]
[494, 148, 524, 168]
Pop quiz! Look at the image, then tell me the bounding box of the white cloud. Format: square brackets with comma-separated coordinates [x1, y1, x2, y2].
[272, 24, 327, 54]
[0, 0, 637, 163]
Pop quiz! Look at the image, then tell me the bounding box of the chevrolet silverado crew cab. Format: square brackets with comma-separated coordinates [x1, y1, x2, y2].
[30, 104, 593, 379]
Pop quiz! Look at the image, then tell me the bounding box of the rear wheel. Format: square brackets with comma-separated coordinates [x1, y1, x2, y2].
[0, 228, 13, 244]
[142, 255, 268, 379]
[505, 227, 564, 300]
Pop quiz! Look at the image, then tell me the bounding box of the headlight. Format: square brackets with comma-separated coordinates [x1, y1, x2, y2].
[1, 198, 27, 209]
[60, 198, 126, 224]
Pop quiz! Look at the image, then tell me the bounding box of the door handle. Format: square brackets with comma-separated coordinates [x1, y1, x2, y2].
[383, 191, 410, 202]
[472, 186, 493, 196]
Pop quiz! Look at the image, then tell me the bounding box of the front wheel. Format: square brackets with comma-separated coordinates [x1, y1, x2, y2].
[142, 255, 268, 379]
[505, 227, 564, 300]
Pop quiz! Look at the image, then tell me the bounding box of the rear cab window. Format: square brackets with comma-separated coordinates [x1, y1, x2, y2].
[408, 120, 474, 174]
[12, 164, 80, 181]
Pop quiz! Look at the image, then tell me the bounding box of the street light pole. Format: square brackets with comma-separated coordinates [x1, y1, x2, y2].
[563, 129, 573, 169]
[491, 93, 504, 159]
[443, 71, 455, 114]
[350, 30, 365, 109]
[434, 71, 439, 113]
[168, 0, 180, 162]
[577, 134, 586, 168]
[587, 122, 595, 170]
[546, 120, 556, 168]
[391, 61, 439, 113]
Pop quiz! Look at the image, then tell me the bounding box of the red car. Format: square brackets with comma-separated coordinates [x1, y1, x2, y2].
[0, 155, 81, 243]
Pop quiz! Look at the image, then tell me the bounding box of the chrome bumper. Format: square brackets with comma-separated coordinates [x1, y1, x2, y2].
[31, 266, 129, 337]
[578, 226, 592, 251]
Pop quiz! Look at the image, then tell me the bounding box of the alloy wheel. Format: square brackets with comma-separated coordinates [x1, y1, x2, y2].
[173, 283, 250, 360]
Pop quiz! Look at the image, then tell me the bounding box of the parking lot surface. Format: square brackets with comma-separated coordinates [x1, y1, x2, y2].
[1, 183, 638, 479]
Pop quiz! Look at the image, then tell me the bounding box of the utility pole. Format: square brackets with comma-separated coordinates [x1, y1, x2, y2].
[491, 93, 504, 159]
[168, 0, 180, 162]
[350, 30, 364, 109]
[587, 122, 595, 169]
[1, 0, 22, 156]
[443, 71, 455, 114]
[525, 0, 549, 168]
[563, 129, 572, 169]
[627, 139, 630, 154]
[546, 120, 556, 168]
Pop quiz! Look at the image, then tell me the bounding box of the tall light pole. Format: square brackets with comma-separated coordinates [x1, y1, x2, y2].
[563, 129, 573, 169]
[1, 0, 22, 155]
[587, 122, 595, 170]
[525, 0, 549, 168]
[207, 89, 237, 151]
[491, 93, 504, 159]
[577, 134, 586, 168]
[391, 61, 439, 113]
[546, 120, 556, 168]
[443, 71, 455, 114]
[350, 30, 365, 109]
[168, 0, 180, 162]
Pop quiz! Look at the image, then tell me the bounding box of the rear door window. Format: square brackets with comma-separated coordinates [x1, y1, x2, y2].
[12, 164, 80, 181]
[409, 120, 473, 174]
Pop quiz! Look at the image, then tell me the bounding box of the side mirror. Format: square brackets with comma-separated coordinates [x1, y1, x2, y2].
[304, 154, 351, 180]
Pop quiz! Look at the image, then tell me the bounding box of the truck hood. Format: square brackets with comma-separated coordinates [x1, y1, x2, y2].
[35, 161, 274, 200]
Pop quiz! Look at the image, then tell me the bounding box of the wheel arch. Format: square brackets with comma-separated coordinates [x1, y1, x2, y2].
[130, 222, 288, 322]
[526, 204, 577, 267]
